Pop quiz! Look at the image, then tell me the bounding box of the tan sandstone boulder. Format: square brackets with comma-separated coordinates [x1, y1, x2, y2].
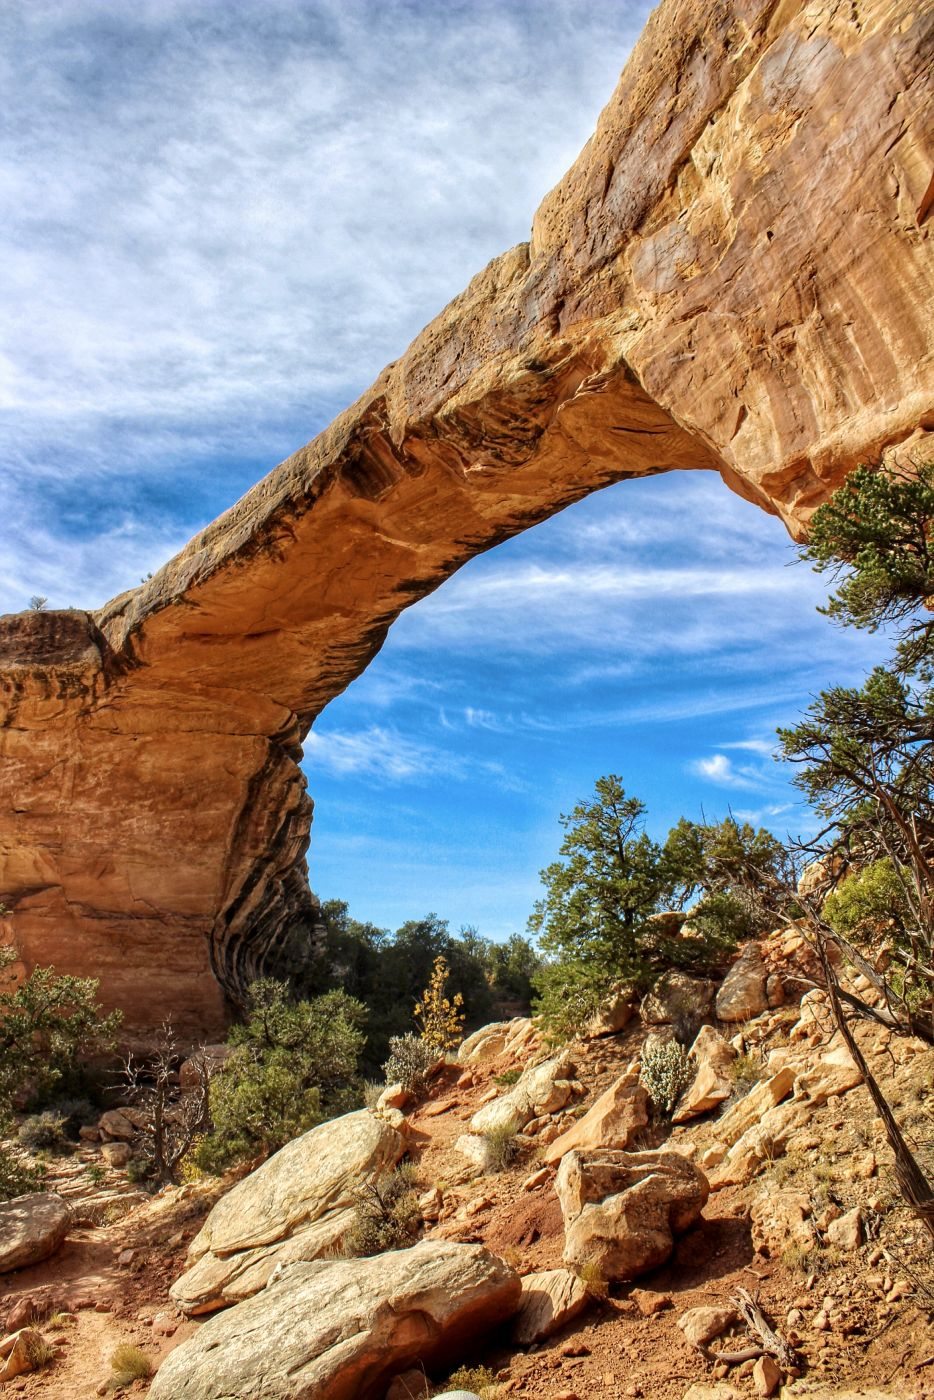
[170, 1108, 406, 1314]
[0, 1193, 72, 1274]
[556, 1150, 709, 1281]
[151, 1241, 521, 1400]
[642, 973, 716, 1027]
[0, 1328, 45, 1382]
[511, 1268, 590, 1345]
[469, 1052, 576, 1136]
[715, 944, 768, 1022]
[542, 1064, 648, 1165]
[673, 1026, 737, 1123]
[750, 1189, 817, 1257]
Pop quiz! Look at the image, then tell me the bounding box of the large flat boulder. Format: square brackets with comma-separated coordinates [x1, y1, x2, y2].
[542, 1064, 648, 1165]
[0, 1193, 71, 1274]
[556, 1149, 708, 1281]
[511, 1268, 589, 1345]
[672, 1025, 737, 1123]
[171, 1109, 406, 1314]
[151, 1241, 521, 1400]
[469, 1052, 576, 1136]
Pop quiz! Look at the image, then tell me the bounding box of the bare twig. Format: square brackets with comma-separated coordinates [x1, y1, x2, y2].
[730, 1288, 797, 1369]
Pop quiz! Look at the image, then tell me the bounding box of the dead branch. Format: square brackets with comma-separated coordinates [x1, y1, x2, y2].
[730, 1288, 797, 1370]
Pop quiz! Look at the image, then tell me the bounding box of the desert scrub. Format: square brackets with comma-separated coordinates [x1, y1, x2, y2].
[382, 1033, 437, 1094]
[439, 1365, 499, 1397]
[108, 1343, 153, 1386]
[575, 1253, 609, 1300]
[482, 1122, 520, 1172]
[640, 1037, 693, 1117]
[729, 1052, 762, 1096]
[22, 1334, 56, 1369]
[344, 1162, 421, 1256]
[414, 955, 465, 1056]
[493, 1068, 521, 1087]
[362, 1079, 384, 1110]
[17, 1112, 72, 1154]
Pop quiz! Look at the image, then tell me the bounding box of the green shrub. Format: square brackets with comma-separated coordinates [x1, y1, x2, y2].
[729, 1052, 762, 1096]
[18, 1112, 72, 1154]
[640, 1037, 693, 1117]
[482, 1123, 520, 1173]
[493, 1069, 521, 1087]
[382, 1033, 436, 1094]
[344, 1162, 421, 1256]
[193, 981, 366, 1173]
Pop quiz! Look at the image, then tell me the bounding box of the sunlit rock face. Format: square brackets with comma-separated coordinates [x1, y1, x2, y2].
[1, 0, 931, 1039]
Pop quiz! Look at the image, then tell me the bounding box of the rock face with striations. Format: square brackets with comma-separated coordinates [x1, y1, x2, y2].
[151, 1241, 521, 1400]
[0, 0, 931, 1037]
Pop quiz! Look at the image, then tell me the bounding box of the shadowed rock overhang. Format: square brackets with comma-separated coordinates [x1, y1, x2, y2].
[1, 0, 932, 1039]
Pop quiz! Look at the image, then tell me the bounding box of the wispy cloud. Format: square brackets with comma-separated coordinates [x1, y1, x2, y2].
[0, 0, 647, 612]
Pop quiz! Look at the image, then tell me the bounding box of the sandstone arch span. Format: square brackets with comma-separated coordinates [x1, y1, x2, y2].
[1, 0, 932, 1039]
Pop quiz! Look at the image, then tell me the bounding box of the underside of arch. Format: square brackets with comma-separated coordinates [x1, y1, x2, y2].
[1, 0, 932, 1040]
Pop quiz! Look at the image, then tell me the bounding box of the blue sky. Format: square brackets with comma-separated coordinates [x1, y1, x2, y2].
[1, 1, 889, 939]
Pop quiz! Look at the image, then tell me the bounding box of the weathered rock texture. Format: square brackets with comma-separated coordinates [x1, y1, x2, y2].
[0, 1193, 71, 1274]
[1, 0, 931, 1035]
[151, 1241, 521, 1400]
[171, 1108, 407, 1314]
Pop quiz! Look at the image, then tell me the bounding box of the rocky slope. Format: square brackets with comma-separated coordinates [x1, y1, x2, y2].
[1, 933, 931, 1398]
[1, 0, 932, 1035]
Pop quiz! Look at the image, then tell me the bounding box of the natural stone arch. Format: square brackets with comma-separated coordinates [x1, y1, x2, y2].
[1, 0, 932, 1039]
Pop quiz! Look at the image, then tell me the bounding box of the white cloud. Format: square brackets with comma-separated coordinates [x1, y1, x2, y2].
[0, 0, 649, 612]
[690, 752, 768, 789]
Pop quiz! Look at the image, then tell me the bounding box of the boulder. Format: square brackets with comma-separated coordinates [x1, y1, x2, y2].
[0, 1327, 44, 1382]
[457, 1022, 512, 1065]
[511, 1268, 590, 1344]
[377, 1083, 411, 1112]
[642, 973, 716, 1027]
[542, 1065, 649, 1165]
[556, 1150, 708, 1281]
[672, 1026, 737, 1123]
[750, 1189, 817, 1256]
[170, 1109, 406, 1314]
[98, 1108, 136, 1141]
[0, 1193, 72, 1274]
[711, 1067, 795, 1148]
[677, 1306, 738, 1347]
[151, 1241, 521, 1400]
[470, 1052, 575, 1135]
[179, 1044, 233, 1089]
[826, 1206, 862, 1250]
[584, 990, 636, 1039]
[101, 1141, 131, 1168]
[715, 944, 768, 1022]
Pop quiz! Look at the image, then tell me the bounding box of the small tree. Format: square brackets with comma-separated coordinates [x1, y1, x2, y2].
[0, 946, 120, 1199]
[413, 955, 464, 1055]
[193, 980, 366, 1173]
[120, 1022, 210, 1185]
[28, 595, 48, 611]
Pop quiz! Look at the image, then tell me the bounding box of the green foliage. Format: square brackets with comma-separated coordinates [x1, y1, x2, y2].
[529, 779, 779, 1037]
[343, 1161, 421, 1256]
[17, 1112, 71, 1154]
[192, 980, 366, 1173]
[0, 947, 118, 1200]
[382, 1032, 437, 1093]
[640, 1037, 693, 1117]
[0, 946, 121, 1107]
[729, 1052, 762, 1096]
[481, 1122, 521, 1172]
[802, 461, 934, 674]
[493, 1068, 521, 1087]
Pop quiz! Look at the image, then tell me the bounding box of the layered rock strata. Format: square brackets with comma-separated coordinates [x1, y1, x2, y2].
[1, 0, 932, 1035]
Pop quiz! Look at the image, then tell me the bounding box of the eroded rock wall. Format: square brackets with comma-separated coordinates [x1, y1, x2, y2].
[1, 0, 932, 1038]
